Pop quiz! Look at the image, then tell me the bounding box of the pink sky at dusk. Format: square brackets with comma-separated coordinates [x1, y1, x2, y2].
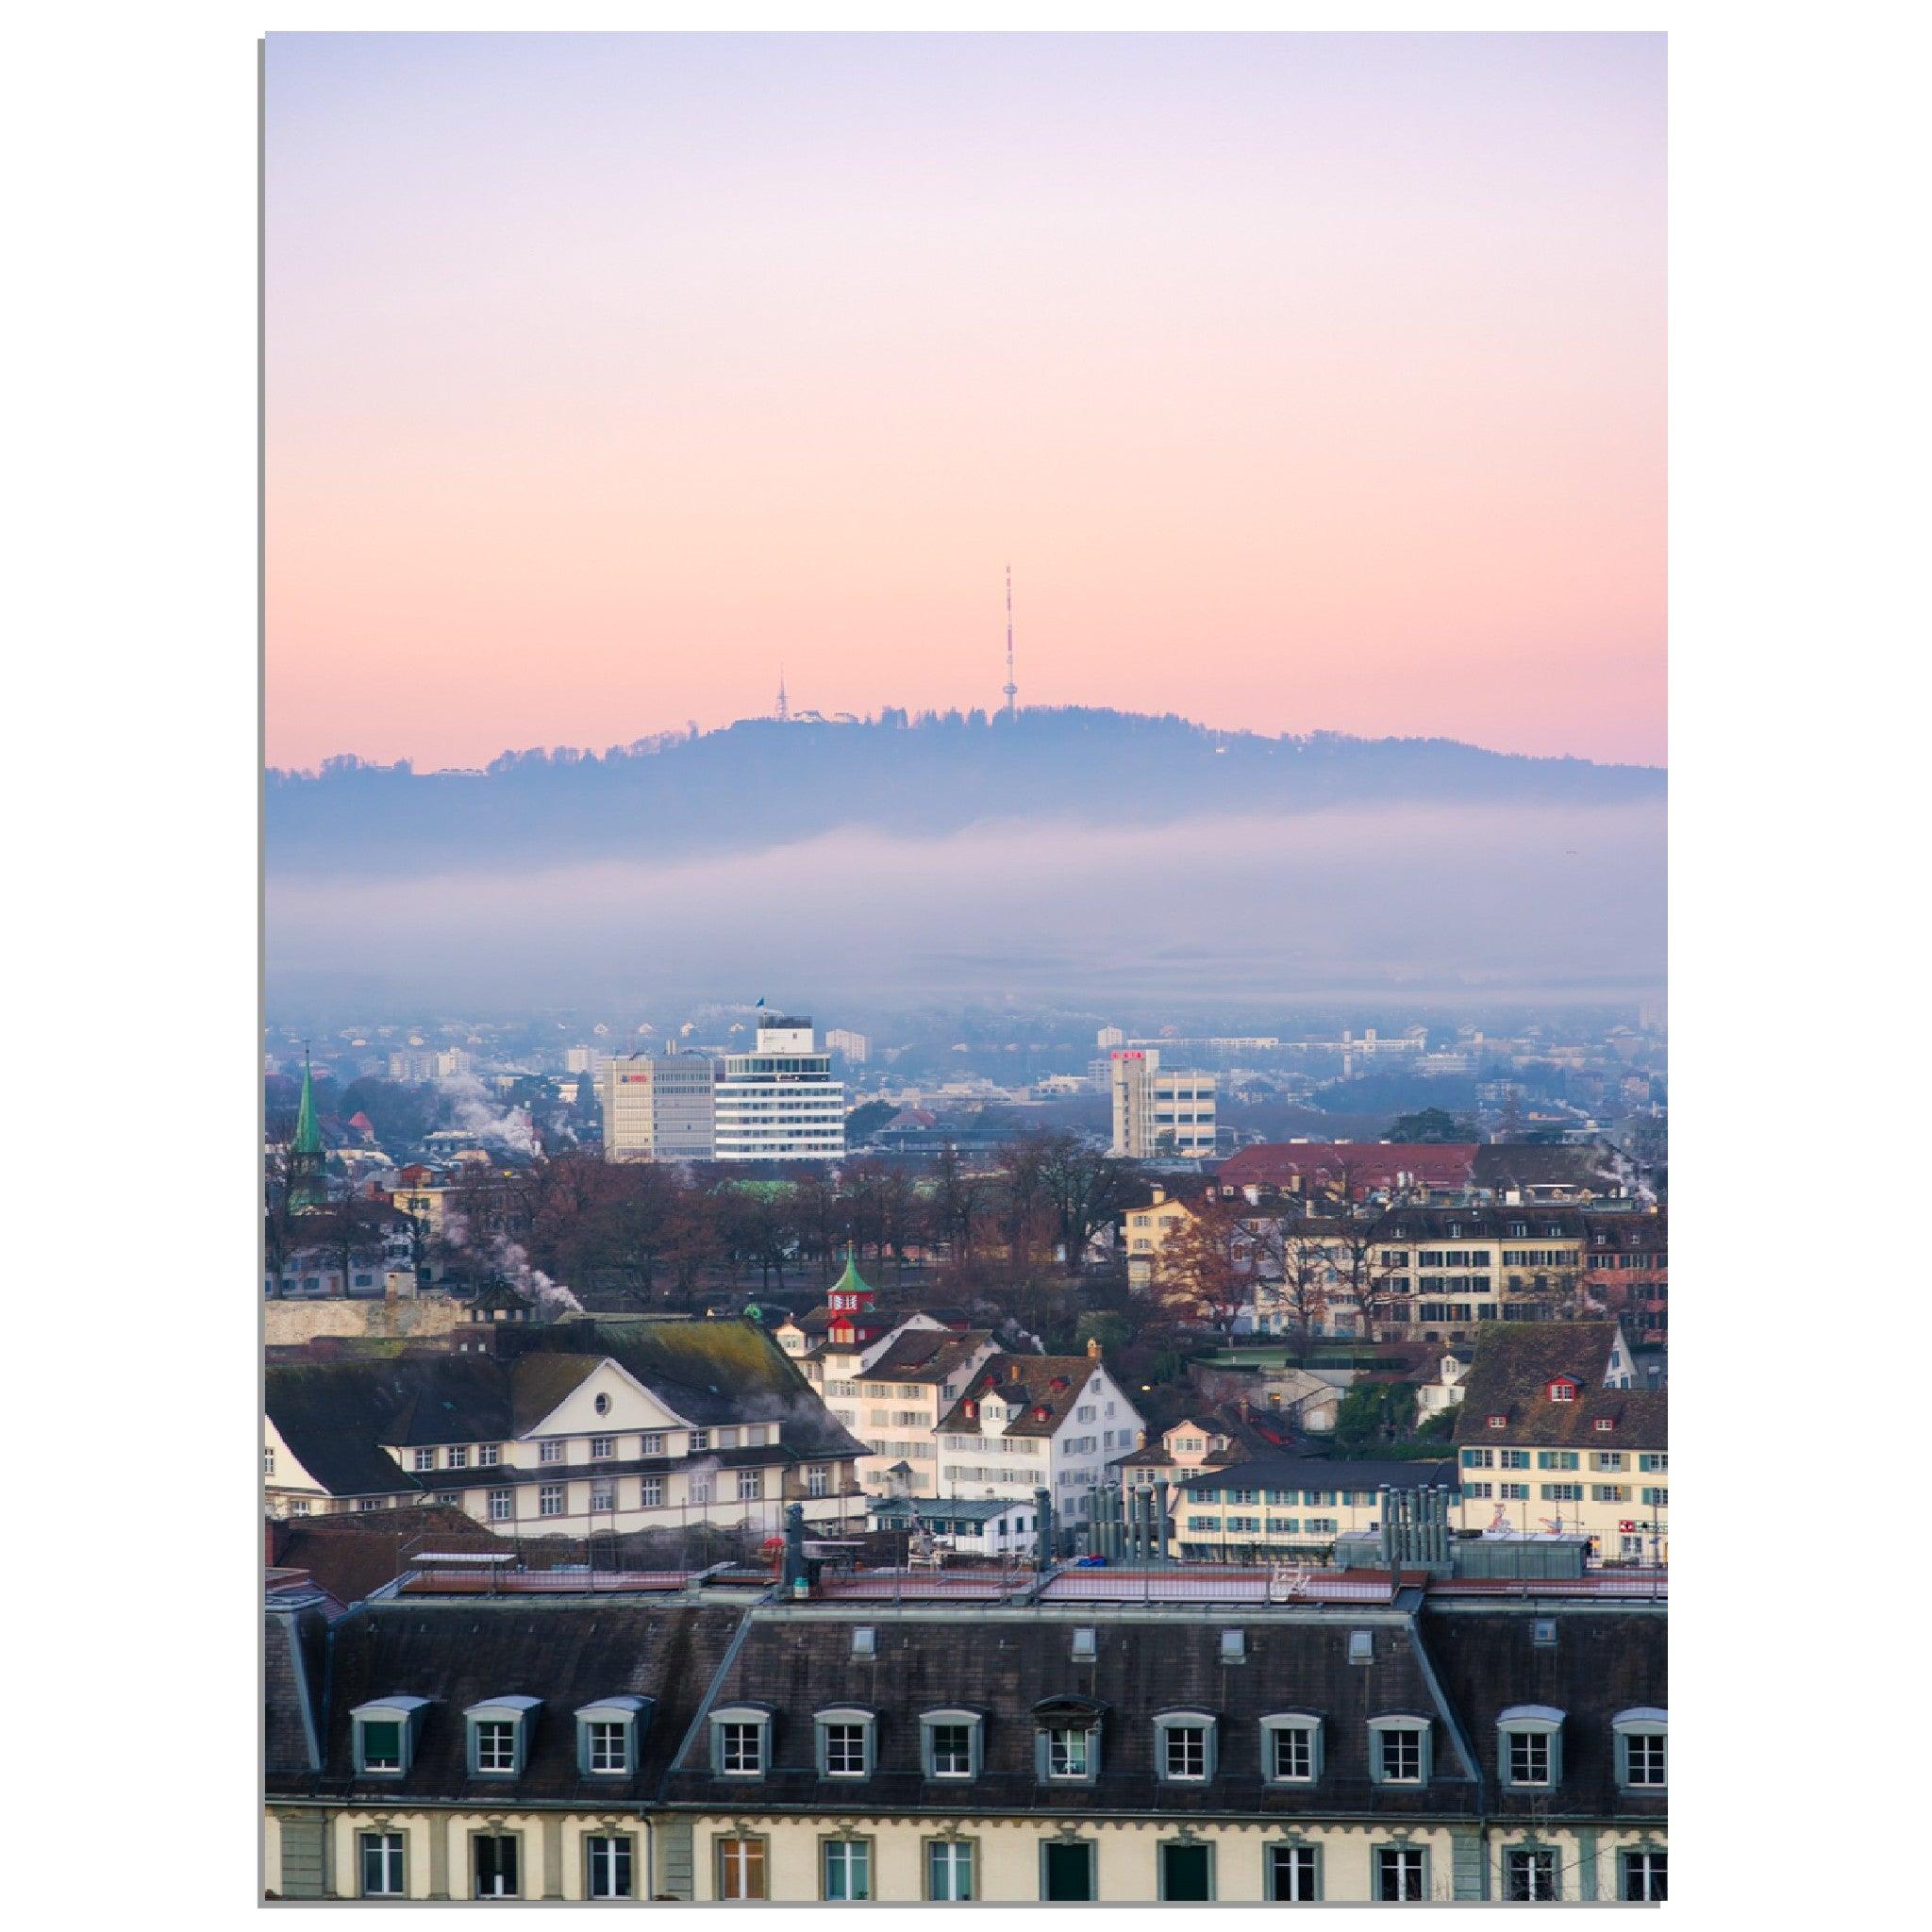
[265, 32, 1664, 773]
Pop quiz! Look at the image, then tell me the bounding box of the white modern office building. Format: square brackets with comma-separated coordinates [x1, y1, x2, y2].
[714, 1016, 846, 1161]
[1109, 1048, 1217, 1158]
[599, 1050, 717, 1160]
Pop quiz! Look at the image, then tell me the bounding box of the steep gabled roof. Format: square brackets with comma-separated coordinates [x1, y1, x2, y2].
[936, 1354, 1103, 1439]
[1451, 1323, 1667, 1450]
[1217, 1142, 1478, 1194]
[861, 1328, 994, 1385]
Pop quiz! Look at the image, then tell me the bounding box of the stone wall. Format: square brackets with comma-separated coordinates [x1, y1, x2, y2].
[263, 1294, 468, 1347]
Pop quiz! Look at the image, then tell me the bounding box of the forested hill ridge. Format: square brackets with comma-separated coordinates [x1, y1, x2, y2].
[266, 706, 1664, 875]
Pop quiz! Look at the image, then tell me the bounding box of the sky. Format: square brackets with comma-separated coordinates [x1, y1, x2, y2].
[265, 31, 1664, 774]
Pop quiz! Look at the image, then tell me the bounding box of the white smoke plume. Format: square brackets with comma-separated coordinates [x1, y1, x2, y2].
[436, 1074, 540, 1156]
[489, 1236, 584, 1319]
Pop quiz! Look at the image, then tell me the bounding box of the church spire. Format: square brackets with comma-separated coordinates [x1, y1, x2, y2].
[288, 1047, 327, 1211]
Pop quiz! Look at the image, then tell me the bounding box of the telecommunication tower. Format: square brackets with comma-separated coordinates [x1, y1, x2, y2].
[1002, 564, 1018, 716]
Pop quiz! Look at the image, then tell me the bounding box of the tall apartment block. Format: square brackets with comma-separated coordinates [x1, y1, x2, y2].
[598, 1050, 717, 1160]
[1109, 1048, 1217, 1159]
[715, 1016, 846, 1161]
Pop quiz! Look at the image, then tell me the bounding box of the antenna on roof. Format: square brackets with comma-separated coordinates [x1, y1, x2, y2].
[775, 666, 789, 723]
[1002, 564, 1018, 718]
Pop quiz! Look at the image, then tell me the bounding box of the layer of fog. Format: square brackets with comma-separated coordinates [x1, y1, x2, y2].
[266, 802, 1663, 1009]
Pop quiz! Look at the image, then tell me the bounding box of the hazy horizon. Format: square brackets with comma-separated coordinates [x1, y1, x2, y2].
[266, 32, 1664, 771]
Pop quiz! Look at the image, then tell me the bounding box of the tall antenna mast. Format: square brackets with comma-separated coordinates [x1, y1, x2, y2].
[776, 665, 789, 723]
[1002, 563, 1018, 717]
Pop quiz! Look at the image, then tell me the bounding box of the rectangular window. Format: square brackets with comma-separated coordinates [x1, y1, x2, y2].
[929, 1723, 973, 1776]
[1500, 1449, 1531, 1469]
[474, 1720, 518, 1774]
[591, 1436, 615, 1459]
[359, 1719, 403, 1771]
[587, 1720, 628, 1773]
[824, 1723, 868, 1776]
[1500, 1481, 1530, 1500]
[1160, 1841, 1212, 1903]
[539, 1483, 565, 1516]
[1043, 1840, 1095, 1903]
[1621, 1851, 1667, 1902]
[1639, 1453, 1668, 1472]
[1269, 1844, 1318, 1902]
[586, 1836, 633, 1899]
[1163, 1724, 1208, 1779]
[807, 1464, 829, 1496]
[473, 1834, 519, 1900]
[446, 1445, 468, 1469]
[823, 1840, 871, 1902]
[360, 1832, 406, 1897]
[476, 1443, 496, 1466]
[738, 1468, 762, 1501]
[412, 1447, 437, 1472]
[1626, 1733, 1667, 1786]
[1507, 1847, 1558, 1901]
[1047, 1727, 1091, 1777]
[721, 1723, 763, 1775]
[927, 1840, 974, 1902]
[540, 1441, 565, 1464]
[1377, 1729, 1422, 1783]
[1273, 1727, 1313, 1782]
[641, 1475, 664, 1507]
[1508, 1732, 1552, 1785]
[591, 1482, 615, 1510]
[1375, 1847, 1426, 1902]
[717, 1837, 766, 1901]
[640, 1432, 664, 1455]
[690, 1474, 713, 1504]
[1541, 1483, 1583, 1503]
[1464, 1481, 1493, 1499]
[487, 1488, 513, 1521]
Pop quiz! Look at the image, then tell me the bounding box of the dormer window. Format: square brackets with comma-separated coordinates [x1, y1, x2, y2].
[851, 1625, 876, 1658]
[1548, 1377, 1578, 1402]
[1071, 1626, 1097, 1661]
[1613, 1707, 1668, 1790]
[711, 1705, 773, 1778]
[352, 1696, 430, 1776]
[575, 1694, 650, 1775]
[921, 1709, 983, 1779]
[1487, 1413, 1508, 1430]
[1261, 1713, 1323, 1783]
[1034, 1698, 1104, 1782]
[1156, 1709, 1217, 1782]
[1220, 1628, 1246, 1663]
[1368, 1715, 1432, 1786]
[815, 1706, 876, 1778]
[1594, 1417, 1615, 1432]
[466, 1696, 540, 1778]
[1498, 1706, 1565, 1789]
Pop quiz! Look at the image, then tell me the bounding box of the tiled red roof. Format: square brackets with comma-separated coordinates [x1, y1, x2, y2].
[1216, 1142, 1477, 1194]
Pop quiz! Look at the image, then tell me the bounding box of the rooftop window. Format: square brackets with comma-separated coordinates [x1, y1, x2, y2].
[352, 1695, 431, 1777]
[465, 1696, 541, 1779]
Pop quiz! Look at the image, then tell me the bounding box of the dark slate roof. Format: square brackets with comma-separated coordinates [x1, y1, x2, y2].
[270, 1506, 508, 1607]
[265, 1600, 328, 1774]
[1472, 1142, 1618, 1189]
[1217, 1143, 1478, 1194]
[1174, 1455, 1461, 1495]
[936, 1355, 1104, 1439]
[664, 1607, 1473, 1820]
[1451, 1324, 1667, 1451]
[275, 1599, 743, 1805]
[512, 1318, 867, 1460]
[1421, 1603, 1667, 1821]
[862, 1329, 994, 1384]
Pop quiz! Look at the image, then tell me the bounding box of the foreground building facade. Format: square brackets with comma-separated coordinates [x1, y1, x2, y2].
[266, 1559, 1666, 1902]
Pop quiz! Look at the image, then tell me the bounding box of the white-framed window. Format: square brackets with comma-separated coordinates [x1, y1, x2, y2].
[641, 1476, 664, 1507]
[474, 1720, 518, 1774]
[1370, 1719, 1428, 1785]
[1614, 1708, 1669, 1788]
[822, 1839, 872, 1902]
[539, 1483, 565, 1516]
[591, 1482, 616, 1511]
[1510, 1731, 1552, 1784]
[1045, 1725, 1091, 1778]
[923, 1711, 979, 1778]
[1264, 1715, 1320, 1783]
[641, 1432, 664, 1455]
[473, 1833, 519, 1900]
[1506, 1846, 1559, 1901]
[587, 1721, 628, 1773]
[586, 1835, 633, 1900]
[717, 1835, 767, 1900]
[1374, 1846, 1427, 1902]
[412, 1448, 438, 1471]
[448, 1445, 469, 1468]
[1156, 1711, 1214, 1781]
[477, 1443, 499, 1466]
[738, 1468, 762, 1501]
[1621, 1850, 1667, 1902]
[927, 1839, 974, 1902]
[1268, 1843, 1319, 1902]
[715, 1713, 768, 1776]
[591, 1436, 615, 1459]
[690, 1474, 713, 1505]
[263, 1446, 275, 1476]
[821, 1719, 870, 1777]
[487, 1488, 513, 1521]
[807, 1464, 829, 1496]
[360, 1831, 406, 1897]
[540, 1440, 565, 1464]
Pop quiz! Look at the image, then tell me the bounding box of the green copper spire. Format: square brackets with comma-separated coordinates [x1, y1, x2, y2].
[288, 1049, 327, 1211]
[828, 1243, 874, 1300]
[292, 1053, 325, 1158]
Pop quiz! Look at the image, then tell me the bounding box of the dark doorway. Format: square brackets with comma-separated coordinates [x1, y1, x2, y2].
[1161, 1842, 1212, 1902]
[1043, 1840, 1095, 1902]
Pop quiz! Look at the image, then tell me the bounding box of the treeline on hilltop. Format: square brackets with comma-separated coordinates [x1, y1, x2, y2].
[265, 707, 1664, 874]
